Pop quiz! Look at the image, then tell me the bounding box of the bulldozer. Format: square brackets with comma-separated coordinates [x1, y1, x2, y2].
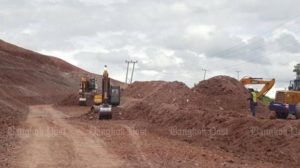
[91, 65, 120, 120]
[79, 76, 97, 106]
[240, 77, 275, 99]
[269, 64, 300, 119]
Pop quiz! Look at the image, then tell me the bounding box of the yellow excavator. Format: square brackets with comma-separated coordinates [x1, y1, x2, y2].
[240, 77, 275, 99]
[91, 65, 120, 120]
[79, 76, 97, 106]
[269, 64, 300, 119]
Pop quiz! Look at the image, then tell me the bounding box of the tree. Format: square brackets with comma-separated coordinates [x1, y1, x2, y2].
[294, 63, 300, 79]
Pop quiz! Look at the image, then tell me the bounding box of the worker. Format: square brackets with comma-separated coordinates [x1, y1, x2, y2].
[248, 88, 257, 117]
[103, 65, 108, 78]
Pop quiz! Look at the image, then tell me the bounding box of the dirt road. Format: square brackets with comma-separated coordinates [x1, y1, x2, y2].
[12, 105, 124, 168]
[9, 105, 280, 168]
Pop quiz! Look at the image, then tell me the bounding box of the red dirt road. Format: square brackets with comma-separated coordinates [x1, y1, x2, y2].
[11, 105, 124, 168]
[9, 105, 278, 168]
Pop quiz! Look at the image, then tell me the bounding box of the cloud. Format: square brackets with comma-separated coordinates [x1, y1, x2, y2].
[274, 33, 300, 53]
[1, 0, 300, 97]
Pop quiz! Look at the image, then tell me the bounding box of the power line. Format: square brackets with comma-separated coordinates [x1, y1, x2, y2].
[125, 60, 138, 84]
[125, 60, 130, 83]
[193, 13, 300, 73]
[236, 70, 241, 80]
[211, 13, 300, 60]
[130, 60, 138, 84]
[202, 68, 208, 80]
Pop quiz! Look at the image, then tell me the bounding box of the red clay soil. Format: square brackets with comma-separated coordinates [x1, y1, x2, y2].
[0, 39, 125, 167]
[2, 38, 299, 167]
[0, 39, 92, 167]
[117, 76, 300, 167]
[119, 76, 270, 121]
[58, 93, 95, 106]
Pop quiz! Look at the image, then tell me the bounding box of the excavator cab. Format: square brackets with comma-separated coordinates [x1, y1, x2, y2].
[289, 79, 300, 91]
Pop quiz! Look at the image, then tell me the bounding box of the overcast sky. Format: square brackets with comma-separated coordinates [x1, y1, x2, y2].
[1, 0, 300, 97]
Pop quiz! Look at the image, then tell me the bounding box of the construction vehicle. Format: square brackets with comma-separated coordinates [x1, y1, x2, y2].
[269, 64, 300, 119]
[240, 77, 275, 99]
[79, 76, 97, 106]
[91, 65, 121, 120]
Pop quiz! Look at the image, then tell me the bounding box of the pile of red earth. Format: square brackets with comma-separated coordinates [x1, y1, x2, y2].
[119, 76, 270, 122]
[0, 39, 89, 167]
[57, 93, 80, 106]
[118, 76, 300, 167]
[58, 93, 97, 107]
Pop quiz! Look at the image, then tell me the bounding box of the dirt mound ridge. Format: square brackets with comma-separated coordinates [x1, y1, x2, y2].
[121, 76, 268, 121]
[119, 76, 300, 167]
[122, 81, 167, 99]
[193, 76, 247, 95]
[191, 76, 249, 112]
[0, 39, 90, 166]
[0, 40, 84, 73]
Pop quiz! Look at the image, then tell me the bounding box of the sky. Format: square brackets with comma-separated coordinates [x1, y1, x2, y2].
[1, 0, 300, 97]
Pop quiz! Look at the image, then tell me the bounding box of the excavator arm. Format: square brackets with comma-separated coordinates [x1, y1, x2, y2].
[240, 77, 275, 98]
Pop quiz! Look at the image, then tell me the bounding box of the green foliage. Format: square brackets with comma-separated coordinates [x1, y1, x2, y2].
[256, 91, 274, 105]
[260, 95, 274, 105]
[294, 63, 300, 78]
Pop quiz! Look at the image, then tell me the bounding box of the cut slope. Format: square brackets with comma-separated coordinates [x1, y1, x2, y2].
[0, 39, 85, 167]
[0, 39, 123, 167]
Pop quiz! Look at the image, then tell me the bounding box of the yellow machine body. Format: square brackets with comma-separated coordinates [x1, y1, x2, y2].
[275, 91, 300, 105]
[94, 94, 103, 105]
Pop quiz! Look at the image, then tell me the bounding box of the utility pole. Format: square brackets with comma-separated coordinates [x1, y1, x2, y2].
[130, 60, 138, 84]
[236, 70, 241, 80]
[125, 60, 130, 83]
[202, 68, 208, 80]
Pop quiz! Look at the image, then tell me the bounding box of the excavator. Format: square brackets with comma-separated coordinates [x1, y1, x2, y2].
[79, 76, 97, 106]
[91, 65, 120, 120]
[240, 77, 275, 99]
[269, 64, 300, 119]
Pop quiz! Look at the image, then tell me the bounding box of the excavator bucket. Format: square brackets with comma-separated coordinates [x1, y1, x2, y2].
[99, 104, 112, 120]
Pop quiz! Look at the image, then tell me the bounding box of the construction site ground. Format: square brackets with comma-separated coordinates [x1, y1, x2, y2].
[6, 105, 278, 168]
[1, 39, 300, 168]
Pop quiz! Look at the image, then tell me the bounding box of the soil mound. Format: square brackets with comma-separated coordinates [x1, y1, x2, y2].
[191, 76, 249, 112]
[119, 76, 299, 167]
[122, 81, 167, 99]
[193, 76, 247, 96]
[58, 93, 80, 106]
[121, 76, 270, 122]
[58, 93, 96, 106]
